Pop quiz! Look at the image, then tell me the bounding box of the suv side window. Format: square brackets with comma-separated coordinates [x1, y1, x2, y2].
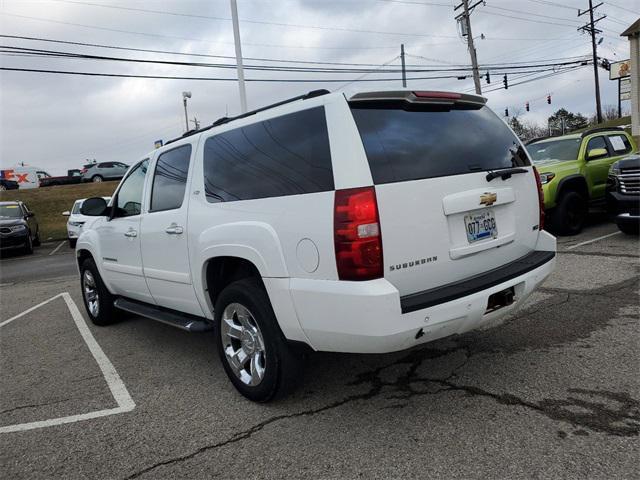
[203, 107, 334, 202]
[586, 136, 609, 157]
[114, 159, 149, 217]
[98, 162, 113, 168]
[607, 134, 632, 155]
[150, 145, 191, 212]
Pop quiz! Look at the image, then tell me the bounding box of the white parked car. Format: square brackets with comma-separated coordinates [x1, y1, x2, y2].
[63, 197, 110, 247]
[76, 89, 556, 401]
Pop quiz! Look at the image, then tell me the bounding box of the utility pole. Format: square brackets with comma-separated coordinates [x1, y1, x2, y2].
[400, 44, 407, 87]
[578, 1, 605, 124]
[182, 91, 191, 132]
[230, 0, 248, 113]
[455, 0, 483, 95]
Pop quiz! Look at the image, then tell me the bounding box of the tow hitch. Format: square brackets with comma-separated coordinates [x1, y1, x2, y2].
[486, 287, 515, 313]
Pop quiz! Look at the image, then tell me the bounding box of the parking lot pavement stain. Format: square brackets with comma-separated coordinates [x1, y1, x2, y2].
[126, 279, 640, 479]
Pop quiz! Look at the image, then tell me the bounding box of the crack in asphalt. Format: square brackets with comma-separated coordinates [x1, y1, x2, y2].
[0, 398, 71, 416]
[125, 277, 640, 478]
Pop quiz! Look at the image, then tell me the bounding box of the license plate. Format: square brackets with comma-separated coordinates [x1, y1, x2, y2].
[464, 209, 497, 243]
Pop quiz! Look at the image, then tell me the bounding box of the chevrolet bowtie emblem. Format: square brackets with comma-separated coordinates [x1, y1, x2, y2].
[480, 192, 497, 206]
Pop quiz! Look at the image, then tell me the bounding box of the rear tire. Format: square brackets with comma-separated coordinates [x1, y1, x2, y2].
[80, 258, 119, 326]
[92, 175, 103, 183]
[550, 191, 587, 236]
[616, 221, 639, 235]
[215, 278, 303, 402]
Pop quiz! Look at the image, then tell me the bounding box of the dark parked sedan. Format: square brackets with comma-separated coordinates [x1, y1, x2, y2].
[0, 201, 41, 254]
[606, 154, 640, 235]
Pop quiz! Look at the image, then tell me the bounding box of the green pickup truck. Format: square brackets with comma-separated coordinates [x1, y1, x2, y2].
[527, 127, 637, 235]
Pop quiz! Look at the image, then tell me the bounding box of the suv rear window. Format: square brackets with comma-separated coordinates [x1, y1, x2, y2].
[203, 107, 333, 202]
[350, 103, 529, 184]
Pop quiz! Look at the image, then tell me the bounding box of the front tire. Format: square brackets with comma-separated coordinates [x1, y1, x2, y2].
[617, 221, 639, 235]
[33, 230, 41, 247]
[215, 278, 303, 402]
[80, 258, 119, 326]
[550, 191, 588, 236]
[23, 233, 34, 255]
[69, 238, 77, 248]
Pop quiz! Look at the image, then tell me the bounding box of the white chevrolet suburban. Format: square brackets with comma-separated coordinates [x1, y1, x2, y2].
[77, 89, 556, 401]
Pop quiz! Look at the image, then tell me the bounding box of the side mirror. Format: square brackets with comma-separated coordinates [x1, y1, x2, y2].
[62, 211, 71, 216]
[26, 212, 34, 218]
[81, 197, 109, 216]
[587, 147, 608, 160]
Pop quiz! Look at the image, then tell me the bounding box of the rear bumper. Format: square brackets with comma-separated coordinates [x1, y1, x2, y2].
[285, 233, 556, 354]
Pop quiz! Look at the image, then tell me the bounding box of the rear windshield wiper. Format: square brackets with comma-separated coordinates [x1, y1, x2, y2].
[486, 168, 528, 182]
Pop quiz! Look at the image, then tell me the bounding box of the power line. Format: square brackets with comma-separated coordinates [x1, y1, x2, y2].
[0, 13, 408, 50]
[604, 1, 639, 15]
[49, 0, 460, 38]
[0, 45, 591, 74]
[0, 34, 444, 68]
[0, 64, 585, 82]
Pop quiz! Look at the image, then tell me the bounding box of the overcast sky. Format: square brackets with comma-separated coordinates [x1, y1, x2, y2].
[0, 0, 638, 174]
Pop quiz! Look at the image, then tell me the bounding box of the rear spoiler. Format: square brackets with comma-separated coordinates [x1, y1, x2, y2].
[348, 90, 487, 107]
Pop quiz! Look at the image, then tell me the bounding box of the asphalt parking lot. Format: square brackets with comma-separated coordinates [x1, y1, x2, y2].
[1, 220, 638, 479]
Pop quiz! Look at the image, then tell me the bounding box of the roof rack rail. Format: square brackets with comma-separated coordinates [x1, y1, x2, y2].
[580, 126, 624, 138]
[164, 89, 330, 146]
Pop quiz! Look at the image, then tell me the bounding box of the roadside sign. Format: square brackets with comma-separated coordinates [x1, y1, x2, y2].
[620, 77, 631, 101]
[154, 139, 163, 149]
[609, 59, 630, 80]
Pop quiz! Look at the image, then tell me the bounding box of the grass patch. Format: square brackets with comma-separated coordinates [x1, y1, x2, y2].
[0, 182, 117, 241]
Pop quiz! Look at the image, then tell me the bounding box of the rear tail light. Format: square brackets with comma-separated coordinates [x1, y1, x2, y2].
[80, 168, 87, 174]
[533, 167, 545, 230]
[334, 186, 383, 281]
[413, 91, 462, 100]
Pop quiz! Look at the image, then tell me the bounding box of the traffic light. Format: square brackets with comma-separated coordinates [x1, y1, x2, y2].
[547, 95, 551, 104]
[503, 74, 508, 89]
[504, 108, 509, 117]
[485, 71, 491, 84]
[525, 101, 530, 112]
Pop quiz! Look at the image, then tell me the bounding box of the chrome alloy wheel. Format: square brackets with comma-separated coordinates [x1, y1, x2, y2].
[221, 303, 266, 386]
[82, 270, 100, 317]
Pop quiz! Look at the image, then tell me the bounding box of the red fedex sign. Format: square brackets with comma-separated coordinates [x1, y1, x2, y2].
[1, 170, 29, 183]
[1, 168, 39, 189]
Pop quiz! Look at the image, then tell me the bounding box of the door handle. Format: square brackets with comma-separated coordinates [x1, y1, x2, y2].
[124, 229, 137, 238]
[165, 224, 184, 235]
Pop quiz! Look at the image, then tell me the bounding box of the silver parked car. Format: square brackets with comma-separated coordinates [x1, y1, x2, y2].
[81, 162, 129, 183]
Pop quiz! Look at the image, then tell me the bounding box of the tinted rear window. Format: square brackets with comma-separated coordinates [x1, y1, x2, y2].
[350, 103, 529, 184]
[203, 107, 333, 202]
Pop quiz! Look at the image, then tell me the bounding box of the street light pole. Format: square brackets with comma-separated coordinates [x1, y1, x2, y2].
[230, 0, 248, 113]
[182, 91, 191, 132]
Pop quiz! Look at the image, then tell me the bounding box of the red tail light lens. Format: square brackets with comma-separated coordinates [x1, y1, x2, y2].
[80, 168, 87, 174]
[334, 186, 383, 281]
[413, 91, 462, 100]
[533, 167, 545, 230]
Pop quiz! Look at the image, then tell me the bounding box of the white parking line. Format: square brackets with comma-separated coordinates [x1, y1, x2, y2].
[566, 231, 622, 250]
[49, 241, 65, 256]
[0, 292, 135, 434]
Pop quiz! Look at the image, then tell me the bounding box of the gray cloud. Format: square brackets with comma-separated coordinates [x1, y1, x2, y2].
[0, 0, 637, 174]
